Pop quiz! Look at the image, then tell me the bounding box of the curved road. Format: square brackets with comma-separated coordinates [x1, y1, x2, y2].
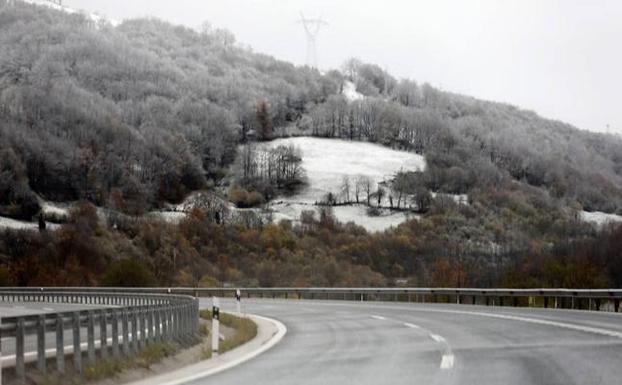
[195, 299, 622, 385]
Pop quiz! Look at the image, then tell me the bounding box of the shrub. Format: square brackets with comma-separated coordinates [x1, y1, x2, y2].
[246, 191, 265, 207]
[102, 259, 158, 287]
[0, 266, 11, 286]
[229, 186, 264, 208]
[229, 186, 249, 208]
[367, 206, 381, 216]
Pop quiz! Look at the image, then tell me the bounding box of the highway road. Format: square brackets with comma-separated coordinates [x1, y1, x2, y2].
[194, 299, 622, 385]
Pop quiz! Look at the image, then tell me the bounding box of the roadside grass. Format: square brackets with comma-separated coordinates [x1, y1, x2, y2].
[83, 343, 177, 382]
[199, 310, 258, 355]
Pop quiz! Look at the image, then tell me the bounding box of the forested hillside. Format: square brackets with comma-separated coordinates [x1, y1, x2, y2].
[1, 1, 622, 288]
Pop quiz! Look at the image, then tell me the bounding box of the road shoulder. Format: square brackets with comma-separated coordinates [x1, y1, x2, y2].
[125, 314, 287, 385]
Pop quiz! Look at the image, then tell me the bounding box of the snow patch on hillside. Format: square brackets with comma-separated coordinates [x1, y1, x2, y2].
[431, 192, 468, 205]
[259, 137, 426, 231]
[40, 200, 70, 217]
[343, 81, 364, 102]
[580, 211, 622, 226]
[0, 217, 60, 231]
[20, 0, 120, 27]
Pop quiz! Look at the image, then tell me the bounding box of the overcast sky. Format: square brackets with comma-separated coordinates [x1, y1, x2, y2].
[67, 0, 622, 134]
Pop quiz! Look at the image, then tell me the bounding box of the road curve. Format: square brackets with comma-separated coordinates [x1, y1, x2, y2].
[193, 299, 622, 385]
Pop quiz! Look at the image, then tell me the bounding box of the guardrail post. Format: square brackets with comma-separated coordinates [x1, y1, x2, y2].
[72, 312, 82, 376]
[544, 297, 549, 308]
[148, 309, 154, 345]
[131, 311, 138, 354]
[122, 311, 130, 357]
[174, 307, 181, 343]
[153, 309, 160, 343]
[37, 315, 46, 375]
[162, 309, 169, 340]
[181, 307, 187, 345]
[615, 299, 620, 313]
[56, 314, 65, 375]
[137, 310, 145, 350]
[100, 310, 108, 360]
[595, 298, 601, 311]
[16, 318, 25, 382]
[87, 311, 95, 364]
[111, 310, 119, 358]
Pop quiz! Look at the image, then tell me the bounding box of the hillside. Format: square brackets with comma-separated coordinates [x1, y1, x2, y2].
[1, 0, 622, 289]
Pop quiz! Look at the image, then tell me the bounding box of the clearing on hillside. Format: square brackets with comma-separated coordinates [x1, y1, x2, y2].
[259, 137, 426, 231]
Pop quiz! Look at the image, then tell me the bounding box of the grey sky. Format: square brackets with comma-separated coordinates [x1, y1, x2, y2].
[67, 0, 622, 134]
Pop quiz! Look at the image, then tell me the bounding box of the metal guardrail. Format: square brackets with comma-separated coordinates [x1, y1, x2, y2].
[2, 287, 620, 310]
[172, 287, 622, 312]
[0, 290, 199, 383]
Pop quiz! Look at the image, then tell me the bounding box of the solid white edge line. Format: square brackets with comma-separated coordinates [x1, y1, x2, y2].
[371, 315, 387, 321]
[160, 314, 287, 385]
[403, 322, 420, 329]
[430, 309, 622, 339]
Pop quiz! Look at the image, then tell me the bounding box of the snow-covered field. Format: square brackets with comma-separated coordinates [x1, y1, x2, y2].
[267, 202, 420, 232]
[259, 137, 426, 231]
[580, 211, 622, 226]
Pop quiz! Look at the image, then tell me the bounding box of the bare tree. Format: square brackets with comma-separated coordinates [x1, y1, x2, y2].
[340, 175, 351, 203]
[358, 176, 374, 206]
[376, 186, 385, 207]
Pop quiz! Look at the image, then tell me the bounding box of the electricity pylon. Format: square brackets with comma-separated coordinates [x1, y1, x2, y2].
[298, 13, 328, 69]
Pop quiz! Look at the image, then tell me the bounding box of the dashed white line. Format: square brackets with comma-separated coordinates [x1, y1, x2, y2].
[368, 314, 454, 370]
[440, 354, 455, 369]
[403, 322, 420, 329]
[429, 333, 446, 343]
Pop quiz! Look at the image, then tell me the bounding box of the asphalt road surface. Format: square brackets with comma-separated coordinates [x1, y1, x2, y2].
[194, 299, 622, 385]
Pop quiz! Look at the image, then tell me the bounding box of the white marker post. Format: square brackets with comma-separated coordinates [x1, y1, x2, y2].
[211, 297, 220, 356]
[235, 289, 242, 316]
[0, 316, 3, 385]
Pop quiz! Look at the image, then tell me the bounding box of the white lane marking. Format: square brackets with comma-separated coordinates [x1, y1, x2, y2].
[42, 307, 54, 311]
[371, 315, 387, 321]
[403, 322, 420, 329]
[428, 333, 454, 369]
[429, 333, 446, 343]
[427, 309, 622, 339]
[440, 354, 455, 369]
